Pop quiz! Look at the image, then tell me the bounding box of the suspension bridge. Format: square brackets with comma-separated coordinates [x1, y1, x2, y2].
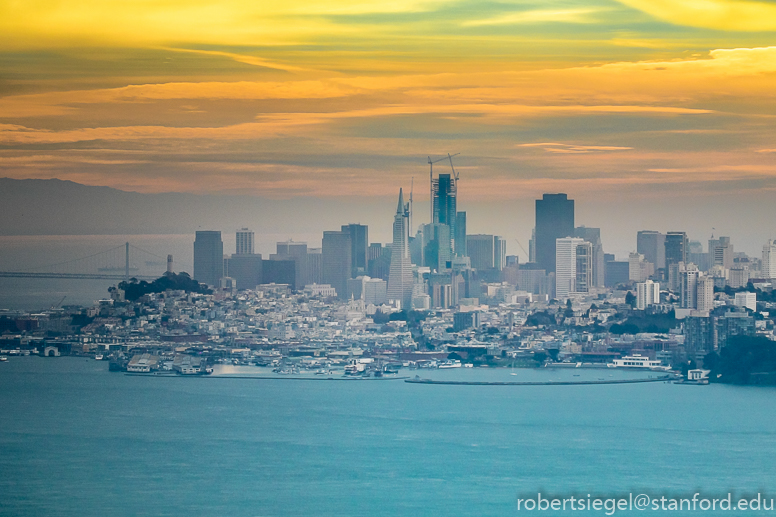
[0, 243, 189, 281]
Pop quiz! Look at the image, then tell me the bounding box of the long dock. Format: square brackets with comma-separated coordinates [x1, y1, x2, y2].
[404, 375, 676, 386]
[126, 373, 409, 381]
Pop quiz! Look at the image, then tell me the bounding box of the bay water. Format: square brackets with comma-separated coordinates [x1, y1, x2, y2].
[1, 357, 776, 516]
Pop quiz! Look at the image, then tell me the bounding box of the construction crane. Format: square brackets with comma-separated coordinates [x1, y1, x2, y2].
[513, 239, 529, 262]
[447, 153, 461, 186]
[427, 153, 460, 223]
[408, 177, 414, 240]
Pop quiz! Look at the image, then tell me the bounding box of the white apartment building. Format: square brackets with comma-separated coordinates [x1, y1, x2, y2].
[636, 280, 660, 310]
[555, 238, 592, 300]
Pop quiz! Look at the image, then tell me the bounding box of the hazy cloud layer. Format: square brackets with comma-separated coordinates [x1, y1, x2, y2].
[1, 0, 776, 253]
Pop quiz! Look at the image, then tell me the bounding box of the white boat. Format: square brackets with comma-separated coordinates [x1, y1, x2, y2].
[94, 354, 104, 361]
[438, 360, 462, 369]
[608, 354, 668, 370]
[0, 356, 7, 362]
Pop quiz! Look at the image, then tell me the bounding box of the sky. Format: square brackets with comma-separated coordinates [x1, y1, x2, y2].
[1, 0, 776, 256]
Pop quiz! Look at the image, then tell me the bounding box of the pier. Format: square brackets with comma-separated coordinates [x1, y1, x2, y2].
[404, 375, 676, 386]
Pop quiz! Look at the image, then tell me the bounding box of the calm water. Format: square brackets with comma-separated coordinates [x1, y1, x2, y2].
[1, 357, 776, 516]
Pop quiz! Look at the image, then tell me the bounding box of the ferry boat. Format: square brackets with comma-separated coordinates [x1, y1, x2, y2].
[0, 356, 7, 362]
[608, 354, 668, 370]
[438, 360, 462, 369]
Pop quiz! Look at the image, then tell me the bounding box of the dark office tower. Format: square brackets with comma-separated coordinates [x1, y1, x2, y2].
[229, 254, 262, 291]
[341, 224, 368, 275]
[322, 230, 352, 299]
[454, 211, 467, 257]
[637, 230, 665, 269]
[433, 173, 456, 238]
[273, 240, 308, 290]
[194, 231, 224, 287]
[306, 248, 323, 284]
[369, 245, 392, 282]
[665, 232, 688, 267]
[262, 259, 295, 286]
[535, 193, 574, 275]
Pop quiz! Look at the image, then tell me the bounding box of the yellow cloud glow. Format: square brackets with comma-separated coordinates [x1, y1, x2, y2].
[616, 0, 776, 31]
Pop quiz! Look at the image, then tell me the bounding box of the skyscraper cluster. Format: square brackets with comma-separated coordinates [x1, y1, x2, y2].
[193, 165, 776, 310]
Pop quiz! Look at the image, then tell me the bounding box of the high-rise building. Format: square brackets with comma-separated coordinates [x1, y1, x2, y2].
[636, 280, 660, 310]
[762, 240, 776, 279]
[368, 243, 383, 262]
[637, 230, 665, 270]
[273, 240, 308, 290]
[574, 240, 593, 295]
[467, 234, 501, 271]
[555, 237, 588, 300]
[528, 228, 536, 263]
[494, 237, 506, 271]
[716, 310, 755, 348]
[387, 189, 413, 309]
[696, 276, 715, 312]
[574, 226, 604, 287]
[433, 173, 456, 237]
[235, 229, 254, 255]
[194, 231, 224, 287]
[728, 266, 750, 289]
[665, 232, 687, 268]
[679, 263, 700, 309]
[306, 248, 323, 285]
[368, 245, 391, 281]
[322, 231, 352, 299]
[229, 254, 262, 290]
[709, 236, 733, 268]
[628, 252, 653, 282]
[535, 193, 574, 275]
[605, 256, 630, 288]
[262, 259, 295, 286]
[455, 211, 467, 257]
[341, 224, 368, 275]
[684, 315, 714, 355]
[418, 223, 452, 271]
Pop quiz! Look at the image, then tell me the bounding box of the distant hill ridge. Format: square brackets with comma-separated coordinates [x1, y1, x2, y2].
[0, 177, 390, 237]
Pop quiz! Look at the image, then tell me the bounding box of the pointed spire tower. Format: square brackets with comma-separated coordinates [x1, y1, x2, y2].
[387, 189, 413, 309]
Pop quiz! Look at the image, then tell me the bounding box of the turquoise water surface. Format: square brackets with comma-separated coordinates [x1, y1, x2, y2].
[1, 357, 776, 516]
